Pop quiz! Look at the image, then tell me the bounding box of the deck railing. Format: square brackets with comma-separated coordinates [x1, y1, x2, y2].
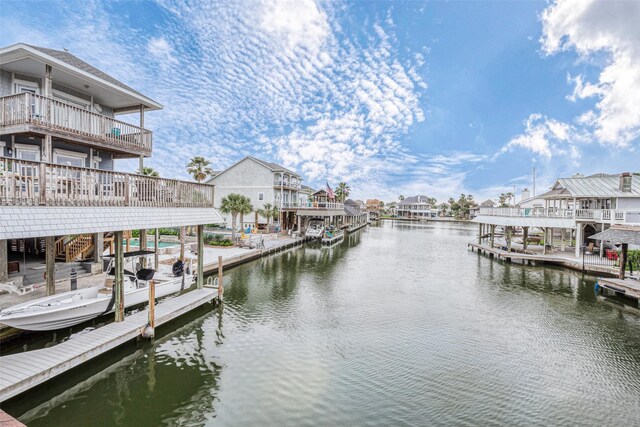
[0, 157, 214, 208]
[273, 180, 301, 189]
[282, 201, 344, 210]
[478, 207, 640, 224]
[0, 93, 152, 155]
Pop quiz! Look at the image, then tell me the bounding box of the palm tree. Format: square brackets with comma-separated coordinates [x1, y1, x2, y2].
[238, 197, 253, 231]
[336, 182, 351, 203]
[141, 166, 159, 177]
[257, 203, 279, 227]
[186, 156, 214, 182]
[220, 193, 249, 241]
[399, 195, 405, 201]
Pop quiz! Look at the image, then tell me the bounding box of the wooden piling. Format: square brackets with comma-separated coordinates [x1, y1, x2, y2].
[148, 280, 155, 328]
[154, 228, 159, 270]
[197, 225, 204, 289]
[619, 243, 628, 279]
[114, 231, 124, 322]
[45, 236, 55, 296]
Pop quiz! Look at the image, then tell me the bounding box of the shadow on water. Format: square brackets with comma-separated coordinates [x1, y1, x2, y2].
[4, 303, 225, 426]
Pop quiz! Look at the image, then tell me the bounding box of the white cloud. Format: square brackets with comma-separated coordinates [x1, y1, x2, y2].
[500, 114, 579, 160]
[147, 37, 179, 65]
[541, 0, 640, 147]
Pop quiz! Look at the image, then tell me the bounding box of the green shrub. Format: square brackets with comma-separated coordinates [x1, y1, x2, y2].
[627, 249, 640, 270]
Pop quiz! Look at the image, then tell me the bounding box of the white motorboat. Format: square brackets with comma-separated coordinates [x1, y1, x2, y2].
[305, 219, 325, 239]
[0, 251, 193, 331]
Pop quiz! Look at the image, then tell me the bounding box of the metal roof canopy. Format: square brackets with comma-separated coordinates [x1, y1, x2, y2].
[472, 216, 576, 228]
[589, 225, 640, 245]
[548, 174, 640, 198]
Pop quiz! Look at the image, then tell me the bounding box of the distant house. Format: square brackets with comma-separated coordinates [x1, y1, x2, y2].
[206, 156, 303, 228]
[397, 195, 437, 219]
[470, 199, 495, 218]
[474, 172, 640, 257]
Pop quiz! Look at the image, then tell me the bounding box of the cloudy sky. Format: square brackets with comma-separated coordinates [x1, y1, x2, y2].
[1, 0, 639, 202]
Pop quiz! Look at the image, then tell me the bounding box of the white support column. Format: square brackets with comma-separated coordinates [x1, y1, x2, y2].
[139, 104, 145, 174]
[575, 224, 583, 258]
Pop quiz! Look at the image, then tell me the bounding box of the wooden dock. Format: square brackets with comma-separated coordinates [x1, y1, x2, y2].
[597, 278, 640, 306]
[0, 288, 216, 403]
[468, 242, 618, 276]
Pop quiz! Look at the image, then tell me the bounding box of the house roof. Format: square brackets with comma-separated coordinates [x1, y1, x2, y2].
[205, 156, 301, 183]
[1, 43, 162, 111]
[344, 205, 361, 216]
[398, 195, 432, 206]
[590, 225, 640, 245]
[300, 185, 315, 193]
[480, 199, 495, 207]
[550, 173, 640, 198]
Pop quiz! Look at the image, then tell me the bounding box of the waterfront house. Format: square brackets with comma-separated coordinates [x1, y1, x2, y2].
[344, 199, 369, 229]
[397, 195, 437, 219]
[366, 199, 382, 219]
[473, 172, 640, 259]
[0, 43, 222, 298]
[205, 156, 303, 229]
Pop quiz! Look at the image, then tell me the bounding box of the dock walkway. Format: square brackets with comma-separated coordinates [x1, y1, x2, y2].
[468, 242, 618, 276]
[597, 278, 640, 306]
[0, 288, 216, 403]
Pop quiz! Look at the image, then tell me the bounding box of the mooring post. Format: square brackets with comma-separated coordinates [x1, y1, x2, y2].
[45, 236, 55, 296]
[114, 231, 124, 322]
[197, 225, 204, 289]
[478, 223, 482, 244]
[154, 228, 159, 270]
[218, 255, 224, 301]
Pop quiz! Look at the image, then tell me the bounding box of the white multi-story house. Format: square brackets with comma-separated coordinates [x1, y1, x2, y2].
[397, 195, 437, 219]
[1, 43, 222, 298]
[474, 172, 640, 257]
[206, 156, 303, 229]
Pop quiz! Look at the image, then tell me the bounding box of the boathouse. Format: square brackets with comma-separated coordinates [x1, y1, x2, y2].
[471, 172, 640, 274]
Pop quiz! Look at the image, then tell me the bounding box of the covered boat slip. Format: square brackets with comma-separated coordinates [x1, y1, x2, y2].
[0, 287, 217, 403]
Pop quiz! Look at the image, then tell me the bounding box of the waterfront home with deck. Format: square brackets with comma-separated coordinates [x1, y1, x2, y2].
[472, 172, 640, 273]
[397, 195, 437, 219]
[366, 199, 382, 219]
[0, 43, 222, 301]
[205, 156, 304, 230]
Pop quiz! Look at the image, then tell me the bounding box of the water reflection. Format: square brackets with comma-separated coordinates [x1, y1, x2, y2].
[5, 224, 640, 426]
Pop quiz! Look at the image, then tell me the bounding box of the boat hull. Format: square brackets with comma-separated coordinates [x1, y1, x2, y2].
[0, 276, 192, 331]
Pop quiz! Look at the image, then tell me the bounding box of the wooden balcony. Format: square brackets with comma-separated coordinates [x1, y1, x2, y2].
[0, 93, 152, 157]
[0, 157, 214, 208]
[282, 201, 344, 210]
[478, 207, 640, 225]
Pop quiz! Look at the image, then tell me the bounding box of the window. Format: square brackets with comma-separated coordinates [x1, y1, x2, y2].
[53, 149, 86, 167]
[258, 192, 264, 201]
[15, 144, 40, 162]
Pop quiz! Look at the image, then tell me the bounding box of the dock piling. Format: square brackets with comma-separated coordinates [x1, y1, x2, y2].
[218, 255, 224, 301]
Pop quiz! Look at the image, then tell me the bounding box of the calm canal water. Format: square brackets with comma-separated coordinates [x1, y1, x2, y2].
[5, 221, 640, 426]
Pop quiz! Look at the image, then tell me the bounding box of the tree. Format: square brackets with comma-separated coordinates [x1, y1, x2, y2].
[498, 192, 515, 207]
[448, 194, 475, 219]
[186, 156, 214, 182]
[335, 182, 351, 203]
[426, 197, 437, 208]
[399, 195, 405, 202]
[219, 193, 251, 241]
[238, 197, 253, 231]
[379, 201, 385, 208]
[257, 203, 280, 227]
[438, 203, 449, 216]
[141, 166, 159, 177]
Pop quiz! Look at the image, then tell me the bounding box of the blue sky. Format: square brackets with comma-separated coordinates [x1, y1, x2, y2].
[1, 0, 638, 202]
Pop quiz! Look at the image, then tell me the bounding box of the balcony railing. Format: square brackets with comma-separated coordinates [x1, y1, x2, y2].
[0, 157, 214, 208]
[274, 180, 301, 189]
[478, 207, 640, 224]
[0, 93, 152, 156]
[282, 201, 344, 210]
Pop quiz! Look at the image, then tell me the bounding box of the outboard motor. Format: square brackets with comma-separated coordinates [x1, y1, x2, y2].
[172, 260, 185, 277]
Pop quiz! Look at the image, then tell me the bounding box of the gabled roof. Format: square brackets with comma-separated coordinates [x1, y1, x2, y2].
[398, 195, 430, 206]
[205, 156, 301, 183]
[551, 173, 640, 198]
[480, 199, 495, 207]
[27, 44, 149, 99]
[344, 205, 361, 216]
[300, 185, 315, 193]
[1, 43, 162, 111]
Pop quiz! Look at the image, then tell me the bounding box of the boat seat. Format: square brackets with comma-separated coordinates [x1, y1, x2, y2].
[98, 278, 114, 295]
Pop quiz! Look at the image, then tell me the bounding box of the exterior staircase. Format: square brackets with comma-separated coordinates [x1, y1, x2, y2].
[55, 233, 115, 262]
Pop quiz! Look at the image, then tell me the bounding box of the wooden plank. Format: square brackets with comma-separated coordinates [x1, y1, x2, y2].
[0, 288, 215, 403]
